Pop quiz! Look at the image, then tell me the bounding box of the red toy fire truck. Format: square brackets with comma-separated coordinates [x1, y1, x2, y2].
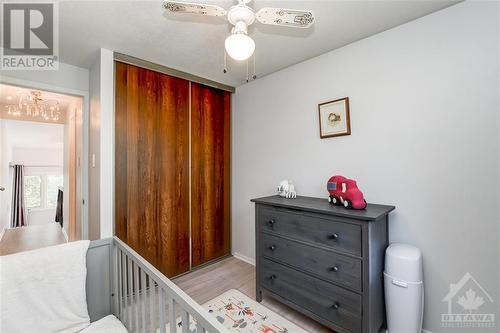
[327, 175, 367, 209]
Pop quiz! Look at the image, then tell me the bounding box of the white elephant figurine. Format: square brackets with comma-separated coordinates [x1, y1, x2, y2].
[277, 180, 297, 199]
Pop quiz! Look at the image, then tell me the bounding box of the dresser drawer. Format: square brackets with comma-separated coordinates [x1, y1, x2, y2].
[259, 206, 362, 256]
[261, 233, 362, 291]
[260, 258, 362, 332]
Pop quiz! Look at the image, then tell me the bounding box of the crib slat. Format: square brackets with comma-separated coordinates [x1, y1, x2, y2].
[113, 237, 228, 333]
[112, 245, 120, 317]
[117, 249, 123, 318]
[196, 322, 206, 333]
[140, 270, 147, 333]
[121, 252, 128, 328]
[168, 296, 176, 333]
[181, 310, 189, 333]
[148, 275, 156, 332]
[127, 256, 134, 331]
[159, 289, 167, 333]
[134, 263, 140, 332]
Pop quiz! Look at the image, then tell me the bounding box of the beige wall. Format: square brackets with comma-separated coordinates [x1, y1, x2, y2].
[63, 98, 84, 240]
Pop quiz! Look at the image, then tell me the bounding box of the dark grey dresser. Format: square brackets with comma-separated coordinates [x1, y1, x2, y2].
[251, 195, 395, 333]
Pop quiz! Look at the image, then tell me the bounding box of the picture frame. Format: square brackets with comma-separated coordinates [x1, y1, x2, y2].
[318, 97, 351, 139]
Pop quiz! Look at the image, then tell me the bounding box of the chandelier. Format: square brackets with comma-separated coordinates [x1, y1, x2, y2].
[5, 90, 62, 122]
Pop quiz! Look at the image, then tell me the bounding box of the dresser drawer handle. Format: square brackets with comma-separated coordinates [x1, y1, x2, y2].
[332, 302, 340, 310]
[268, 219, 276, 227]
[330, 266, 339, 272]
[269, 274, 277, 280]
[328, 233, 339, 241]
[269, 245, 276, 251]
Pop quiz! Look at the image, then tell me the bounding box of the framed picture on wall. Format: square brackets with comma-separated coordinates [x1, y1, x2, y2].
[318, 97, 351, 138]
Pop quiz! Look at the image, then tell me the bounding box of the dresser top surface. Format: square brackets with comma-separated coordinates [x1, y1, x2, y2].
[251, 195, 395, 221]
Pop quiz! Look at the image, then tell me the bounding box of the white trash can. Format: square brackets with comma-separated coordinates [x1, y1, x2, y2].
[384, 243, 424, 333]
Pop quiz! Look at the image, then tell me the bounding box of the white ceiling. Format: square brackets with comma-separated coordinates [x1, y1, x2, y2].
[2, 119, 64, 150]
[59, 0, 459, 87]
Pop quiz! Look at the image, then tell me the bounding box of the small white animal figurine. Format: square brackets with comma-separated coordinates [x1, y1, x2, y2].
[277, 179, 297, 199]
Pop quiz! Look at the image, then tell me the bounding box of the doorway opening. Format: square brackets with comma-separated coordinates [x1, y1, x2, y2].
[0, 83, 84, 251]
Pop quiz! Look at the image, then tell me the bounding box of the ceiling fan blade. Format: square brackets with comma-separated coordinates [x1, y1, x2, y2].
[256, 7, 314, 28]
[162, 1, 227, 17]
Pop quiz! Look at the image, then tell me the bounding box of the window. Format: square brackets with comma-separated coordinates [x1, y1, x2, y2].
[46, 175, 63, 208]
[25, 175, 42, 208]
[24, 172, 63, 210]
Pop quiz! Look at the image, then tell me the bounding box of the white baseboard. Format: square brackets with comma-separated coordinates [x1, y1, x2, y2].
[232, 252, 255, 266]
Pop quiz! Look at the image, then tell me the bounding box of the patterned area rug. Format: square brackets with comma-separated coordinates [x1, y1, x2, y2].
[177, 289, 307, 333]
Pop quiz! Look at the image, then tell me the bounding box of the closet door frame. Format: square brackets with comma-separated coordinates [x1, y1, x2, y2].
[114, 53, 235, 93]
[114, 54, 233, 277]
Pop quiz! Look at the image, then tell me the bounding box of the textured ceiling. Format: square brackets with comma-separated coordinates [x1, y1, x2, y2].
[58, 0, 459, 87]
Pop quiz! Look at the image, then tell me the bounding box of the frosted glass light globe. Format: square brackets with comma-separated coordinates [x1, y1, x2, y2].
[225, 33, 255, 61]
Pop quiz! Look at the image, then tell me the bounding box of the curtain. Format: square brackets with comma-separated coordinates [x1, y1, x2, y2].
[11, 164, 27, 228]
[55, 188, 63, 227]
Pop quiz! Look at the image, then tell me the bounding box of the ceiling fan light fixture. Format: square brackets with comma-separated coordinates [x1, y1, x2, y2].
[225, 32, 255, 61]
[163, 0, 315, 74]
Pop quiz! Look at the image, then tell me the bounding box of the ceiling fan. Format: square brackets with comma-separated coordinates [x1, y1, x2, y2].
[162, 0, 315, 62]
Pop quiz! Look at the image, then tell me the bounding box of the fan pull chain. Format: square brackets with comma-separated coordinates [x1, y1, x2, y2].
[222, 50, 257, 82]
[223, 51, 227, 74]
[252, 53, 257, 80]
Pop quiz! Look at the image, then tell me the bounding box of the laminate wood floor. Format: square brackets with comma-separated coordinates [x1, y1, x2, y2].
[0, 223, 67, 256]
[173, 256, 333, 333]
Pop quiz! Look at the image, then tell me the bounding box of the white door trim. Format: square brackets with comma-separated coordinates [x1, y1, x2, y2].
[0, 75, 90, 240]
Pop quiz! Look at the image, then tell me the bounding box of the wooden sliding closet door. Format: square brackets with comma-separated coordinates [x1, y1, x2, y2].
[115, 62, 190, 277]
[191, 83, 231, 267]
[156, 71, 190, 276]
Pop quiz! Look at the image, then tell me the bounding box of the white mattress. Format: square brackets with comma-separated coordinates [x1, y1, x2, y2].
[80, 315, 128, 333]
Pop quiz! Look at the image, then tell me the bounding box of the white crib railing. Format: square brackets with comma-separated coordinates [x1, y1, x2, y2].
[113, 237, 229, 333]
